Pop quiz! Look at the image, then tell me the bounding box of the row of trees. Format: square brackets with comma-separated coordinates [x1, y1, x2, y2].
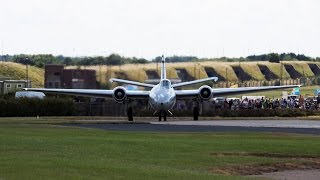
[1, 53, 319, 68]
[2, 54, 149, 68]
[153, 55, 198, 63]
[247, 53, 314, 63]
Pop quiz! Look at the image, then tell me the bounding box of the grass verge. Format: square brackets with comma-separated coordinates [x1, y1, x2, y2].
[0, 122, 320, 179]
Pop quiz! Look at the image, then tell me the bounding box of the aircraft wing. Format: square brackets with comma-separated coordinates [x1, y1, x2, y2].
[211, 85, 300, 97]
[175, 85, 300, 99]
[110, 78, 155, 88]
[175, 90, 199, 99]
[24, 88, 149, 99]
[172, 77, 218, 88]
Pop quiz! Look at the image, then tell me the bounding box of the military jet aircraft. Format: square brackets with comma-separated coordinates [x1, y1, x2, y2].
[25, 56, 299, 121]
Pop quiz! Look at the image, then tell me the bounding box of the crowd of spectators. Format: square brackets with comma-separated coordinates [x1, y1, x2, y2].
[213, 95, 320, 110]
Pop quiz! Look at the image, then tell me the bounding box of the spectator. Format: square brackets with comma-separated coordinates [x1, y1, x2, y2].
[317, 95, 320, 109]
[228, 99, 233, 110]
[299, 95, 304, 109]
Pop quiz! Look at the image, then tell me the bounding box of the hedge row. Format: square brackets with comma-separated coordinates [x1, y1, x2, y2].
[0, 97, 319, 117]
[169, 109, 320, 117]
[0, 98, 74, 117]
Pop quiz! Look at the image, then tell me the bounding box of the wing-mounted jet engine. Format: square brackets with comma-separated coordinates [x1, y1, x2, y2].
[112, 86, 127, 103]
[198, 85, 213, 101]
[192, 85, 213, 121]
[112, 86, 134, 121]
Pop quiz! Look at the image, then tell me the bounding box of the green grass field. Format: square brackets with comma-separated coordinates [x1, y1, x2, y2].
[1, 119, 320, 180]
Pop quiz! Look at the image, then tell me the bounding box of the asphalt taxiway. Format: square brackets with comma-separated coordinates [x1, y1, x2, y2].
[65, 120, 320, 135]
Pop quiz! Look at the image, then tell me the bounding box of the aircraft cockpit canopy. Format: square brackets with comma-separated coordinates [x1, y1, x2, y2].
[161, 79, 171, 89]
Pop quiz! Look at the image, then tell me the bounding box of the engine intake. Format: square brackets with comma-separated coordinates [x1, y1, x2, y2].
[198, 85, 213, 101]
[112, 87, 127, 103]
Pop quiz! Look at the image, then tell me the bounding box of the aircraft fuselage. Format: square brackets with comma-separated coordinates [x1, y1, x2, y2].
[149, 79, 176, 111]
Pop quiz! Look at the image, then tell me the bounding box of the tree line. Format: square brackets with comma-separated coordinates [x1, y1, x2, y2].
[0, 54, 149, 68]
[246, 53, 315, 63]
[0, 53, 319, 68]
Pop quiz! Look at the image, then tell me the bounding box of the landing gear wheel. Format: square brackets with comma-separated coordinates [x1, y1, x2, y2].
[158, 110, 162, 122]
[158, 111, 167, 121]
[127, 107, 133, 121]
[193, 106, 199, 121]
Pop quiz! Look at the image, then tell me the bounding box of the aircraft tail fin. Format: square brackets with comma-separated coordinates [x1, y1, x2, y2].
[161, 55, 166, 80]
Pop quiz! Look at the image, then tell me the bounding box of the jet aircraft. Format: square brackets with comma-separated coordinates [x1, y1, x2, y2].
[25, 56, 300, 121]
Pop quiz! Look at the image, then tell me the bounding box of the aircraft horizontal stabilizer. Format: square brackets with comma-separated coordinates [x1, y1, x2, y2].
[172, 77, 218, 88]
[109, 78, 155, 88]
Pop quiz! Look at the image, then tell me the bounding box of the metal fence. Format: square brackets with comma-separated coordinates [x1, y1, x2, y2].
[214, 76, 320, 88]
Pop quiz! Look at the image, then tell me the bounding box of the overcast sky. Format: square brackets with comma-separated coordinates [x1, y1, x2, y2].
[0, 0, 319, 59]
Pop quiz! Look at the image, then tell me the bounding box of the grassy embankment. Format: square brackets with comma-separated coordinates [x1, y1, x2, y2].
[1, 119, 320, 179]
[0, 61, 318, 91]
[72, 61, 320, 87]
[0, 62, 44, 87]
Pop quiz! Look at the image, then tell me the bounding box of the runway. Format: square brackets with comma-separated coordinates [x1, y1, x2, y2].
[65, 120, 320, 135]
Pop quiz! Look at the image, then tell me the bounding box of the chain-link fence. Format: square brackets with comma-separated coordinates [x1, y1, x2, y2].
[214, 76, 320, 88]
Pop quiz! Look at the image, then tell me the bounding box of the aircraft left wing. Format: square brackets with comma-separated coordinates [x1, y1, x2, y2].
[24, 88, 150, 99]
[175, 85, 300, 99]
[211, 85, 300, 97]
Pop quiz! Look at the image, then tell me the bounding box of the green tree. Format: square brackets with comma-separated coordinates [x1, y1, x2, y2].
[268, 53, 280, 63]
[106, 54, 123, 65]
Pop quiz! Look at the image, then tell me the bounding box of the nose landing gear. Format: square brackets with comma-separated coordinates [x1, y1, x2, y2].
[158, 110, 167, 122]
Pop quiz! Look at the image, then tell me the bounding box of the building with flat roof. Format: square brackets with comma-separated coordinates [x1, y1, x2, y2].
[45, 65, 97, 89]
[0, 80, 31, 94]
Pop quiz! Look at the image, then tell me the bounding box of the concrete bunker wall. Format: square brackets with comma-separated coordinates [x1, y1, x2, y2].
[258, 65, 278, 80]
[231, 66, 252, 81]
[204, 67, 225, 81]
[284, 64, 302, 79]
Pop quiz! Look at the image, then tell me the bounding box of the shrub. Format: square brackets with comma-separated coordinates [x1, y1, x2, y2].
[0, 97, 74, 117]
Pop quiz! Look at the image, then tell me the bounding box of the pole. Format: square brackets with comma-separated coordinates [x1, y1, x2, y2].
[25, 57, 30, 88]
[1, 40, 3, 62]
[26, 64, 29, 88]
[302, 66, 305, 86]
[194, 63, 196, 79]
[226, 68, 228, 87]
[280, 62, 283, 85]
[226, 68, 228, 81]
[99, 64, 102, 88]
[238, 61, 241, 84]
[198, 63, 200, 79]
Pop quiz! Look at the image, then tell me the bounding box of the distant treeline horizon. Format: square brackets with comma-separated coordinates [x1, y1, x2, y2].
[0, 52, 319, 68]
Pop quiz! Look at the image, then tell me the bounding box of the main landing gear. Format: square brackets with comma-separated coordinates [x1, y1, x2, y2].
[193, 106, 199, 121]
[193, 100, 202, 121]
[158, 110, 167, 122]
[127, 107, 133, 121]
